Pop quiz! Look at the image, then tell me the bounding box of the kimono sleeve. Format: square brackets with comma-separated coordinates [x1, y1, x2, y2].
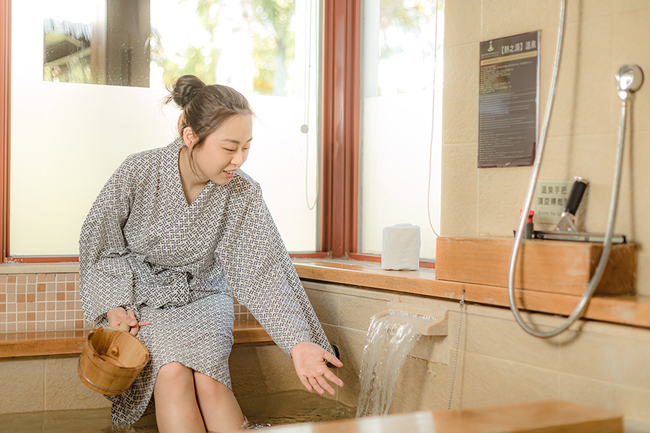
[78, 158, 137, 326]
[217, 183, 333, 356]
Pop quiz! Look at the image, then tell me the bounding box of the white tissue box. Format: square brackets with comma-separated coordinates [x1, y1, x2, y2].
[381, 224, 421, 270]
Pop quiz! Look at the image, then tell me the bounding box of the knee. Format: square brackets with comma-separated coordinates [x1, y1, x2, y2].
[157, 361, 193, 384]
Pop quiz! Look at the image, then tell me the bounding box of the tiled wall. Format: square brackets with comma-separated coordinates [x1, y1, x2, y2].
[0, 272, 254, 336]
[0, 273, 84, 334]
[441, 0, 650, 296]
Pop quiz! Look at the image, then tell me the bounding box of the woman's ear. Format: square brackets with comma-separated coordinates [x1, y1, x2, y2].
[182, 127, 198, 148]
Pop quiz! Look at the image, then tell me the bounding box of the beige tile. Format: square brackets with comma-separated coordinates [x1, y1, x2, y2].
[322, 324, 343, 391]
[442, 44, 479, 145]
[408, 334, 450, 365]
[558, 373, 616, 412]
[612, 384, 650, 421]
[566, 0, 614, 23]
[230, 346, 274, 398]
[305, 288, 339, 326]
[444, 0, 480, 48]
[480, 0, 558, 41]
[465, 304, 650, 343]
[462, 313, 561, 370]
[457, 351, 558, 409]
[231, 345, 304, 398]
[302, 281, 398, 302]
[635, 252, 650, 297]
[477, 165, 533, 237]
[558, 331, 650, 390]
[628, 131, 650, 249]
[322, 323, 339, 348]
[388, 356, 432, 415]
[545, 18, 614, 137]
[0, 358, 44, 414]
[396, 295, 460, 313]
[578, 315, 650, 342]
[336, 327, 368, 408]
[625, 418, 650, 433]
[537, 135, 577, 182]
[440, 143, 478, 237]
[338, 294, 392, 332]
[44, 356, 110, 410]
[428, 347, 469, 411]
[616, 0, 650, 13]
[612, 9, 650, 133]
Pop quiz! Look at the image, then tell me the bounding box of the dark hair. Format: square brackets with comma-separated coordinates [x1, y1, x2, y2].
[166, 75, 254, 159]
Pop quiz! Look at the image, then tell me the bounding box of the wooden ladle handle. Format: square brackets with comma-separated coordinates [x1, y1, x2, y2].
[117, 309, 135, 332]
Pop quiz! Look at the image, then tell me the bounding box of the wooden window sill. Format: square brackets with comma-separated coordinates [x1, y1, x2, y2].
[292, 258, 650, 329]
[0, 321, 271, 358]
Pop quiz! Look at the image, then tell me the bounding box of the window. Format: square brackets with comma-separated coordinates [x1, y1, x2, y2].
[9, 0, 321, 257]
[1, 0, 443, 264]
[359, 0, 443, 260]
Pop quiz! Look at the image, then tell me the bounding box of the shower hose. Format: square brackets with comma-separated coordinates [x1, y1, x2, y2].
[507, 0, 639, 338]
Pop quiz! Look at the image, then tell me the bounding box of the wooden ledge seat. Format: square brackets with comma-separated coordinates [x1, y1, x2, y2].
[260, 400, 622, 433]
[0, 320, 272, 358]
[432, 399, 623, 433]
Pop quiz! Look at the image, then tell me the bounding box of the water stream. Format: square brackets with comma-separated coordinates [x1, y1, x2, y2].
[356, 310, 433, 418]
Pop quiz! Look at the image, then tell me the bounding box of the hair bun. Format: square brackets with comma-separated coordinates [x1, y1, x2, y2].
[169, 75, 206, 108]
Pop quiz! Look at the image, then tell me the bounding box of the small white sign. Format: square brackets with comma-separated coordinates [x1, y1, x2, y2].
[535, 180, 573, 224]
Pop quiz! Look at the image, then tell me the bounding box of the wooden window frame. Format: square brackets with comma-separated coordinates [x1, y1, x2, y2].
[0, 0, 363, 263]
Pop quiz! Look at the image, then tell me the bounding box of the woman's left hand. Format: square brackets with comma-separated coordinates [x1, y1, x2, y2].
[290, 341, 344, 396]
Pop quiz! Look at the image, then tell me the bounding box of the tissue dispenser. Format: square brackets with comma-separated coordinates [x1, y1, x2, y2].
[381, 224, 421, 270]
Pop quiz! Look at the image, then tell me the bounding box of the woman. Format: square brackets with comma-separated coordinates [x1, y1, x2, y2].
[79, 75, 343, 432]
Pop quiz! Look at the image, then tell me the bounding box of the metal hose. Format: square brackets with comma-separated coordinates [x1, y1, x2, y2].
[507, 0, 630, 338]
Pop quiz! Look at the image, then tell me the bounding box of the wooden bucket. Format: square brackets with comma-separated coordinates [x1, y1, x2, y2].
[77, 317, 150, 396]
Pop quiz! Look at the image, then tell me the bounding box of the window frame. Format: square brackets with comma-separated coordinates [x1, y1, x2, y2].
[0, 0, 363, 263]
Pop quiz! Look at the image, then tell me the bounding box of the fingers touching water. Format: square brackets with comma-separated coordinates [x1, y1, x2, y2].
[291, 341, 344, 396]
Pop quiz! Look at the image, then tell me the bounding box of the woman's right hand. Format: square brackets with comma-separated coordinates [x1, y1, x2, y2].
[106, 307, 150, 336]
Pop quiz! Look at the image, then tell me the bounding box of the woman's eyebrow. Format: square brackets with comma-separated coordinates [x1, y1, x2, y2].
[222, 137, 253, 144]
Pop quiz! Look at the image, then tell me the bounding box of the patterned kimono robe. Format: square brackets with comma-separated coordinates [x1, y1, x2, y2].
[79, 139, 333, 425]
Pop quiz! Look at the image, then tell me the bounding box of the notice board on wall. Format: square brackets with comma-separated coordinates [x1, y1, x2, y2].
[478, 31, 539, 168]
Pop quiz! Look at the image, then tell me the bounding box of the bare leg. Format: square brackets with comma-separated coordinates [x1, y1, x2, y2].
[194, 370, 245, 432]
[154, 362, 206, 433]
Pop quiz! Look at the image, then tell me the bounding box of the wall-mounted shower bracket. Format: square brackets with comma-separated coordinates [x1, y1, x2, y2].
[385, 302, 448, 336]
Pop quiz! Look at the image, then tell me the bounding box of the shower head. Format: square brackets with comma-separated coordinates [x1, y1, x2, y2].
[616, 65, 644, 100]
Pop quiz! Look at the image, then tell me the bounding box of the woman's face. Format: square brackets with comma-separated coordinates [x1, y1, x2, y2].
[187, 114, 253, 185]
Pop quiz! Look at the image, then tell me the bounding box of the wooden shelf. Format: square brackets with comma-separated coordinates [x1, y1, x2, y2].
[293, 259, 650, 329]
